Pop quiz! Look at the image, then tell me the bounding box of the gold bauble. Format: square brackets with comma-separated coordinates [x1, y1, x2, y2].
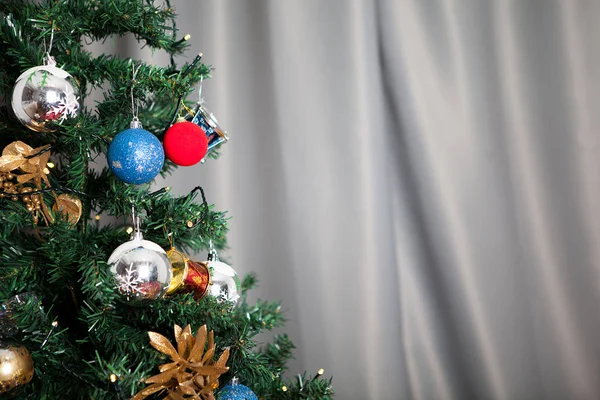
[51, 194, 82, 225]
[165, 247, 189, 295]
[0, 343, 34, 393]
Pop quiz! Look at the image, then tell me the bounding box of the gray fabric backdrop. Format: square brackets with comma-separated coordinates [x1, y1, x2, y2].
[116, 1, 600, 399]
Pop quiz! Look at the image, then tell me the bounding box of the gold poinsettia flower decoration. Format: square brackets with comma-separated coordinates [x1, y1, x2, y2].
[133, 324, 230, 400]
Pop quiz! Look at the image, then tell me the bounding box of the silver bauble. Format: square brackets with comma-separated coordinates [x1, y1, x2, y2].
[207, 260, 241, 304]
[11, 63, 79, 132]
[108, 234, 172, 302]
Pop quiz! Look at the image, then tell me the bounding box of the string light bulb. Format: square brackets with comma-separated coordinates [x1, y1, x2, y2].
[175, 34, 191, 46]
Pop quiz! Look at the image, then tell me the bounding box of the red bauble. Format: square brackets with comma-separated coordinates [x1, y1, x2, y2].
[163, 121, 208, 166]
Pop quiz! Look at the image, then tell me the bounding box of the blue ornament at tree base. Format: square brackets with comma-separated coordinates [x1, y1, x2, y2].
[217, 378, 258, 400]
[107, 119, 164, 184]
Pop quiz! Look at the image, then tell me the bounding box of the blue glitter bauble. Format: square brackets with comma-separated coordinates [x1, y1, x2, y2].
[108, 127, 164, 184]
[217, 383, 258, 400]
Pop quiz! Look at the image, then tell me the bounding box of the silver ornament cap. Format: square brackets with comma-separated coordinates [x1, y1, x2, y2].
[108, 232, 173, 302]
[11, 60, 79, 132]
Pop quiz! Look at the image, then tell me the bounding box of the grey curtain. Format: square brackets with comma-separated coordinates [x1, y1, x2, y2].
[131, 1, 600, 399]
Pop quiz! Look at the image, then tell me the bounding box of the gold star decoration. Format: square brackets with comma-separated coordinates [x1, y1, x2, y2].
[133, 324, 230, 400]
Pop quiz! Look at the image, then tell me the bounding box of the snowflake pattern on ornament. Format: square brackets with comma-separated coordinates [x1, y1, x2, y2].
[50, 85, 80, 123]
[116, 264, 144, 295]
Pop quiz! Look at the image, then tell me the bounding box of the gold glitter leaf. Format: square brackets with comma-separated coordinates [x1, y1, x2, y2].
[174, 324, 183, 341]
[159, 362, 178, 373]
[0, 154, 25, 172]
[2, 141, 33, 156]
[131, 383, 165, 400]
[215, 348, 230, 368]
[189, 325, 207, 363]
[145, 368, 179, 385]
[148, 331, 180, 362]
[166, 392, 186, 400]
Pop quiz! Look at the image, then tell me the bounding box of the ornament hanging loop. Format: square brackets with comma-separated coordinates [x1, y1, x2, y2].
[130, 63, 142, 127]
[131, 203, 142, 240]
[198, 76, 204, 104]
[43, 22, 56, 66]
[208, 239, 218, 261]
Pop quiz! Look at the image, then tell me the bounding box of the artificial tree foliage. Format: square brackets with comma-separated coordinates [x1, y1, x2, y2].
[0, 1, 333, 398]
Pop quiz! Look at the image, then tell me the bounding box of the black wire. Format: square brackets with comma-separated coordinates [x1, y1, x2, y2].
[168, 95, 184, 127]
[60, 363, 102, 390]
[0, 185, 88, 198]
[149, 187, 169, 197]
[23, 144, 54, 159]
[181, 53, 203, 79]
[112, 380, 126, 400]
[91, 133, 110, 146]
[186, 186, 208, 229]
[0, 184, 171, 200]
[164, 53, 203, 133]
[188, 185, 207, 207]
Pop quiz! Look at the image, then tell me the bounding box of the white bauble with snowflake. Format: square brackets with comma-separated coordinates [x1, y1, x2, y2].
[11, 57, 80, 132]
[107, 232, 172, 303]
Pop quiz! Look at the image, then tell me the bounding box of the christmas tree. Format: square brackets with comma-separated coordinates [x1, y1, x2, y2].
[0, 1, 333, 399]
